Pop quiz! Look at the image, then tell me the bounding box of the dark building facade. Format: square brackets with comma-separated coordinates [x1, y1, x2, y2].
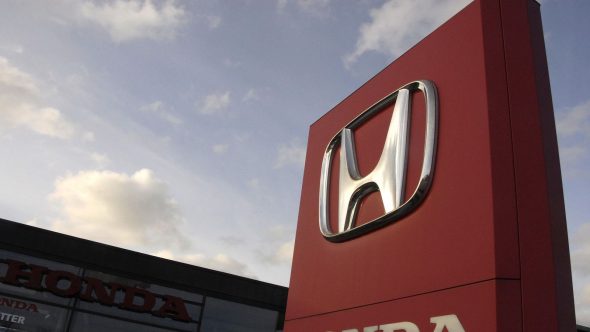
[1, 217, 587, 331]
[0, 218, 287, 332]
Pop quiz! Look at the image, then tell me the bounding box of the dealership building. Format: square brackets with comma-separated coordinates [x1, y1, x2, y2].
[0, 218, 287, 332]
[1, 218, 588, 331]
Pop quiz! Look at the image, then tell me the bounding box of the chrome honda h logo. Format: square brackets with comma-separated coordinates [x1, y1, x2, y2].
[319, 80, 438, 242]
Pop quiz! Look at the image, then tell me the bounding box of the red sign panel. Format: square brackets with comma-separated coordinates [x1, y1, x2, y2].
[285, 0, 575, 331]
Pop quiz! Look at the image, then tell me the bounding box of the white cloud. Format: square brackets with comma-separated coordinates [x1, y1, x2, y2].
[0, 44, 24, 54]
[83, 131, 96, 142]
[556, 100, 590, 167]
[0, 56, 36, 90]
[198, 91, 231, 115]
[17, 107, 75, 139]
[205, 15, 222, 29]
[223, 58, 242, 68]
[140, 100, 182, 125]
[277, 0, 288, 11]
[578, 283, 590, 325]
[79, 0, 187, 42]
[141, 100, 163, 112]
[242, 88, 260, 102]
[25, 219, 39, 227]
[297, 0, 330, 13]
[274, 140, 306, 169]
[557, 100, 590, 138]
[212, 143, 229, 155]
[154, 250, 255, 278]
[570, 223, 590, 326]
[277, 0, 331, 16]
[0, 58, 38, 94]
[90, 152, 110, 167]
[0, 57, 75, 139]
[247, 178, 260, 189]
[560, 145, 587, 164]
[271, 240, 294, 264]
[256, 226, 295, 265]
[572, 224, 590, 275]
[257, 242, 295, 266]
[582, 284, 590, 306]
[50, 168, 189, 250]
[344, 0, 471, 67]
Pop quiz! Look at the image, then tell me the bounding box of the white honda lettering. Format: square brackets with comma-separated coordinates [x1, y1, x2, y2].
[329, 314, 464, 332]
[430, 314, 465, 332]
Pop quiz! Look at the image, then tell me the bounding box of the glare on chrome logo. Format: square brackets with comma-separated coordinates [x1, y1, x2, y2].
[319, 80, 438, 242]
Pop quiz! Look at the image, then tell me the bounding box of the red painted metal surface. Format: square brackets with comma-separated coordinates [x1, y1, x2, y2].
[499, 0, 576, 330]
[286, 280, 522, 332]
[285, 0, 575, 331]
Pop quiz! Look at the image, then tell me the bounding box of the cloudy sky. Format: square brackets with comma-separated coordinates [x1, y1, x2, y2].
[1, 0, 589, 325]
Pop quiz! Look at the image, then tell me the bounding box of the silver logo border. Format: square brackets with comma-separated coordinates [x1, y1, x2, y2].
[319, 80, 438, 242]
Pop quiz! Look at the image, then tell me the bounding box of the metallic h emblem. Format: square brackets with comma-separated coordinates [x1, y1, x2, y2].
[319, 80, 438, 242]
